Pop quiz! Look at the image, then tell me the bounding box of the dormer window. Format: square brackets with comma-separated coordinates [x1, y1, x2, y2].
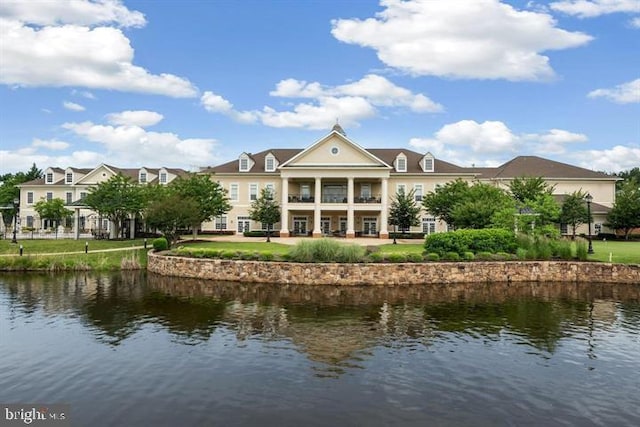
[46, 172, 53, 184]
[66, 172, 73, 183]
[395, 154, 407, 172]
[265, 154, 276, 172]
[139, 171, 147, 183]
[159, 172, 167, 184]
[239, 154, 253, 172]
[422, 153, 434, 172]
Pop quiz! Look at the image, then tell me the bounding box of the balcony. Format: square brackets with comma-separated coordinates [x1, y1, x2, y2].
[288, 194, 314, 203]
[287, 194, 382, 204]
[354, 195, 381, 204]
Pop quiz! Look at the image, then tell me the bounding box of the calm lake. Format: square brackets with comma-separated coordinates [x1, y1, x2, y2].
[1, 272, 639, 426]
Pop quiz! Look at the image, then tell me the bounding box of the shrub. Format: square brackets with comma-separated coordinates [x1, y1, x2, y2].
[240, 251, 260, 260]
[368, 252, 385, 263]
[462, 252, 475, 261]
[551, 240, 573, 260]
[387, 253, 407, 263]
[516, 248, 528, 260]
[288, 240, 315, 262]
[476, 252, 493, 260]
[424, 229, 517, 256]
[259, 252, 274, 261]
[221, 250, 237, 260]
[407, 253, 424, 263]
[576, 240, 588, 261]
[153, 237, 168, 251]
[493, 252, 511, 261]
[243, 230, 281, 238]
[336, 244, 366, 263]
[444, 252, 460, 261]
[426, 253, 440, 261]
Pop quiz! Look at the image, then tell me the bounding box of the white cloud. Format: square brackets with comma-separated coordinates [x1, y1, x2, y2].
[72, 89, 96, 99]
[588, 78, 640, 103]
[202, 74, 441, 130]
[0, 0, 146, 27]
[632, 16, 640, 26]
[32, 138, 71, 150]
[331, 0, 592, 81]
[61, 120, 219, 169]
[409, 120, 589, 165]
[106, 110, 164, 127]
[550, 0, 640, 18]
[573, 145, 640, 172]
[63, 101, 86, 112]
[0, 16, 197, 97]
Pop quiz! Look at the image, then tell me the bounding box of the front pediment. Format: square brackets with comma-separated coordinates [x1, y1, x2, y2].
[280, 131, 390, 169]
[76, 164, 117, 185]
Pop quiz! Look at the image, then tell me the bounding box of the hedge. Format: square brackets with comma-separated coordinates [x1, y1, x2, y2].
[424, 229, 517, 256]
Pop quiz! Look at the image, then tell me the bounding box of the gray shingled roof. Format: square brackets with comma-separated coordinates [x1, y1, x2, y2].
[486, 156, 613, 179]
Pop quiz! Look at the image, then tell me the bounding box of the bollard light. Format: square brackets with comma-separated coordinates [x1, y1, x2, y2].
[85, 241, 89, 253]
[19, 245, 23, 256]
[144, 238, 147, 249]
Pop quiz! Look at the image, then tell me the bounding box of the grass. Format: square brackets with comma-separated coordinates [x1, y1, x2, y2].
[587, 240, 640, 264]
[378, 244, 424, 255]
[0, 238, 148, 255]
[177, 241, 290, 255]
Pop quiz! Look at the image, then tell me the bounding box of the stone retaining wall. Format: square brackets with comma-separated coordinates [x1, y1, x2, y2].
[147, 252, 640, 285]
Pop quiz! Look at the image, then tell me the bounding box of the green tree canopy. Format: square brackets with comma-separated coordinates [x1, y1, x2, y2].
[33, 198, 73, 237]
[389, 188, 421, 234]
[506, 176, 560, 235]
[169, 174, 231, 240]
[606, 178, 640, 239]
[145, 193, 201, 247]
[421, 179, 471, 226]
[0, 163, 43, 229]
[560, 190, 590, 239]
[508, 176, 554, 204]
[248, 188, 281, 242]
[84, 174, 145, 239]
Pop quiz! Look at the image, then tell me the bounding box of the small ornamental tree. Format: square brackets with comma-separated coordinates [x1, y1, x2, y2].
[145, 193, 201, 247]
[389, 188, 421, 237]
[33, 198, 73, 238]
[249, 188, 281, 242]
[560, 190, 590, 239]
[606, 178, 640, 239]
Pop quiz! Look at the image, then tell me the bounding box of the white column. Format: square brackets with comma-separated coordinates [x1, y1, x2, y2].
[379, 177, 389, 238]
[347, 177, 355, 238]
[280, 177, 289, 237]
[313, 177, 322, 237]
[74, 208, 80, 240]
[129, 215, 135, 239]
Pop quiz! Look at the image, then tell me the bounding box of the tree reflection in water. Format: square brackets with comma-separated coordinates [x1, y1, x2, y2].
[1, 272, 638, 370]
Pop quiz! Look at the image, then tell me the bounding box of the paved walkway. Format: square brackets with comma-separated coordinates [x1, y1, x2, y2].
[0, 246, 145, 257]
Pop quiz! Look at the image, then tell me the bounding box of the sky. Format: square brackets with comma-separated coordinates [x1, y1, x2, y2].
[0, 0, 639, 175]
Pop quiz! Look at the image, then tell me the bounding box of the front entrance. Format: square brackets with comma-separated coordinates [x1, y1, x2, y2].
[339, 217, 347, 234]
[237, 216, 251, 233]
[293, 216, 308, 236]
[321, 217, 331, 235]
[363, 217, 377, 236]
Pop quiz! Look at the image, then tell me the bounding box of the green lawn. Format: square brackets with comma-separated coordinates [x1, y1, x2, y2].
[178, 241, 291, 255]
[0, 238, 148, 255]
[588, 240, 640, 264]
[378, 243, 424, 255]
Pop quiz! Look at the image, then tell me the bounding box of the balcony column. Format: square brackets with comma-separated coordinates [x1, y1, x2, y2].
[347, 177, 355, 238]
[379, 177, 389, 239]
[280, 177, 290, 237]
[74, 208, 81, 240]
[313, 177, 322, 237]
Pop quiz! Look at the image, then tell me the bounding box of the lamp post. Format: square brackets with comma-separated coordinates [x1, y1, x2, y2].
[392, 223, 397, 244]
[585, 193, 594, 254]
[11, 197, 19, 244]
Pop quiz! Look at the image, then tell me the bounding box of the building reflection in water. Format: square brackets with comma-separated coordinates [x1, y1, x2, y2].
[1, 272, 639, 373]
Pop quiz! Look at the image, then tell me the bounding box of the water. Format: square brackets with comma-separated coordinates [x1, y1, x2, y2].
[1, 272, 639, 426]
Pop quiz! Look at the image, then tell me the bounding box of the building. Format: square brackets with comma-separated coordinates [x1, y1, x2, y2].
[203, 125, 617, 238]
[17, 164, 187, 239]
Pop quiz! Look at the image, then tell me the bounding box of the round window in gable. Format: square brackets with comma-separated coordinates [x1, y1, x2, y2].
[330, 146, 340, 156]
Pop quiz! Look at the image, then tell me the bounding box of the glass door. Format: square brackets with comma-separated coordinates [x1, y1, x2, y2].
[363, 217, 377, 235]
[321, 217, 331, 235]
[293, 217, 307, 235]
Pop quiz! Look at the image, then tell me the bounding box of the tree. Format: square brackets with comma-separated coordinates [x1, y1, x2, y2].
[606, 178, 640, 239]
[145, 193, 201, 247]
[0, 163, 43, 231]
[33, 198, 73, 238]
[389, 188, 421, 237]
[422, 179, 471, 226]
[84, 174, 145, 239]
[169, 174, 231, 240]
[560, 190, 590, 239]
[248, 188, 281, 242]
[451, 183, 513, 229]
[617, 167, 640, 191]
[507, 176, 560, 234]
[508, 176, 554, 204]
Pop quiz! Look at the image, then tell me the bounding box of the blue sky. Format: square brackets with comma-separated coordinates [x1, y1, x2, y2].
[1, 0, 638, 175]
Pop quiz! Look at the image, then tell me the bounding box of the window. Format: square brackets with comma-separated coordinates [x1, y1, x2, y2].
[66, 192, 73, 204]
[265, 155, 275, 172]
[229, 183, 239, 202]
[396, 155, 407, 172]
[595, 223, 602, 235]
[159, 172, 167, 184]
[330, 146, 340, 156]
[66, 172, 73, 183]
[46, 172, 53, 183]
[265, 183, 275, 199]
[80, 192, 87, 200]
[397, 184, 407, 195]
[560, 223, 568, 235]
[27, 192, 34, 204]
[215, 215, 228, 230]
[26, 216, 34, 228]
[239, 157, 249, 172]
[361, 184, 371, 199]
[46, 192, 53, 201]
[249, 183, 258, 201]
[423, 155, 434, 172]
[301, 184, 311, 201]
[414, 184, 423, 202]
[237, 216, 251, 233]
[139, 172, 147, 183]
[422, 217, 436, 235]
